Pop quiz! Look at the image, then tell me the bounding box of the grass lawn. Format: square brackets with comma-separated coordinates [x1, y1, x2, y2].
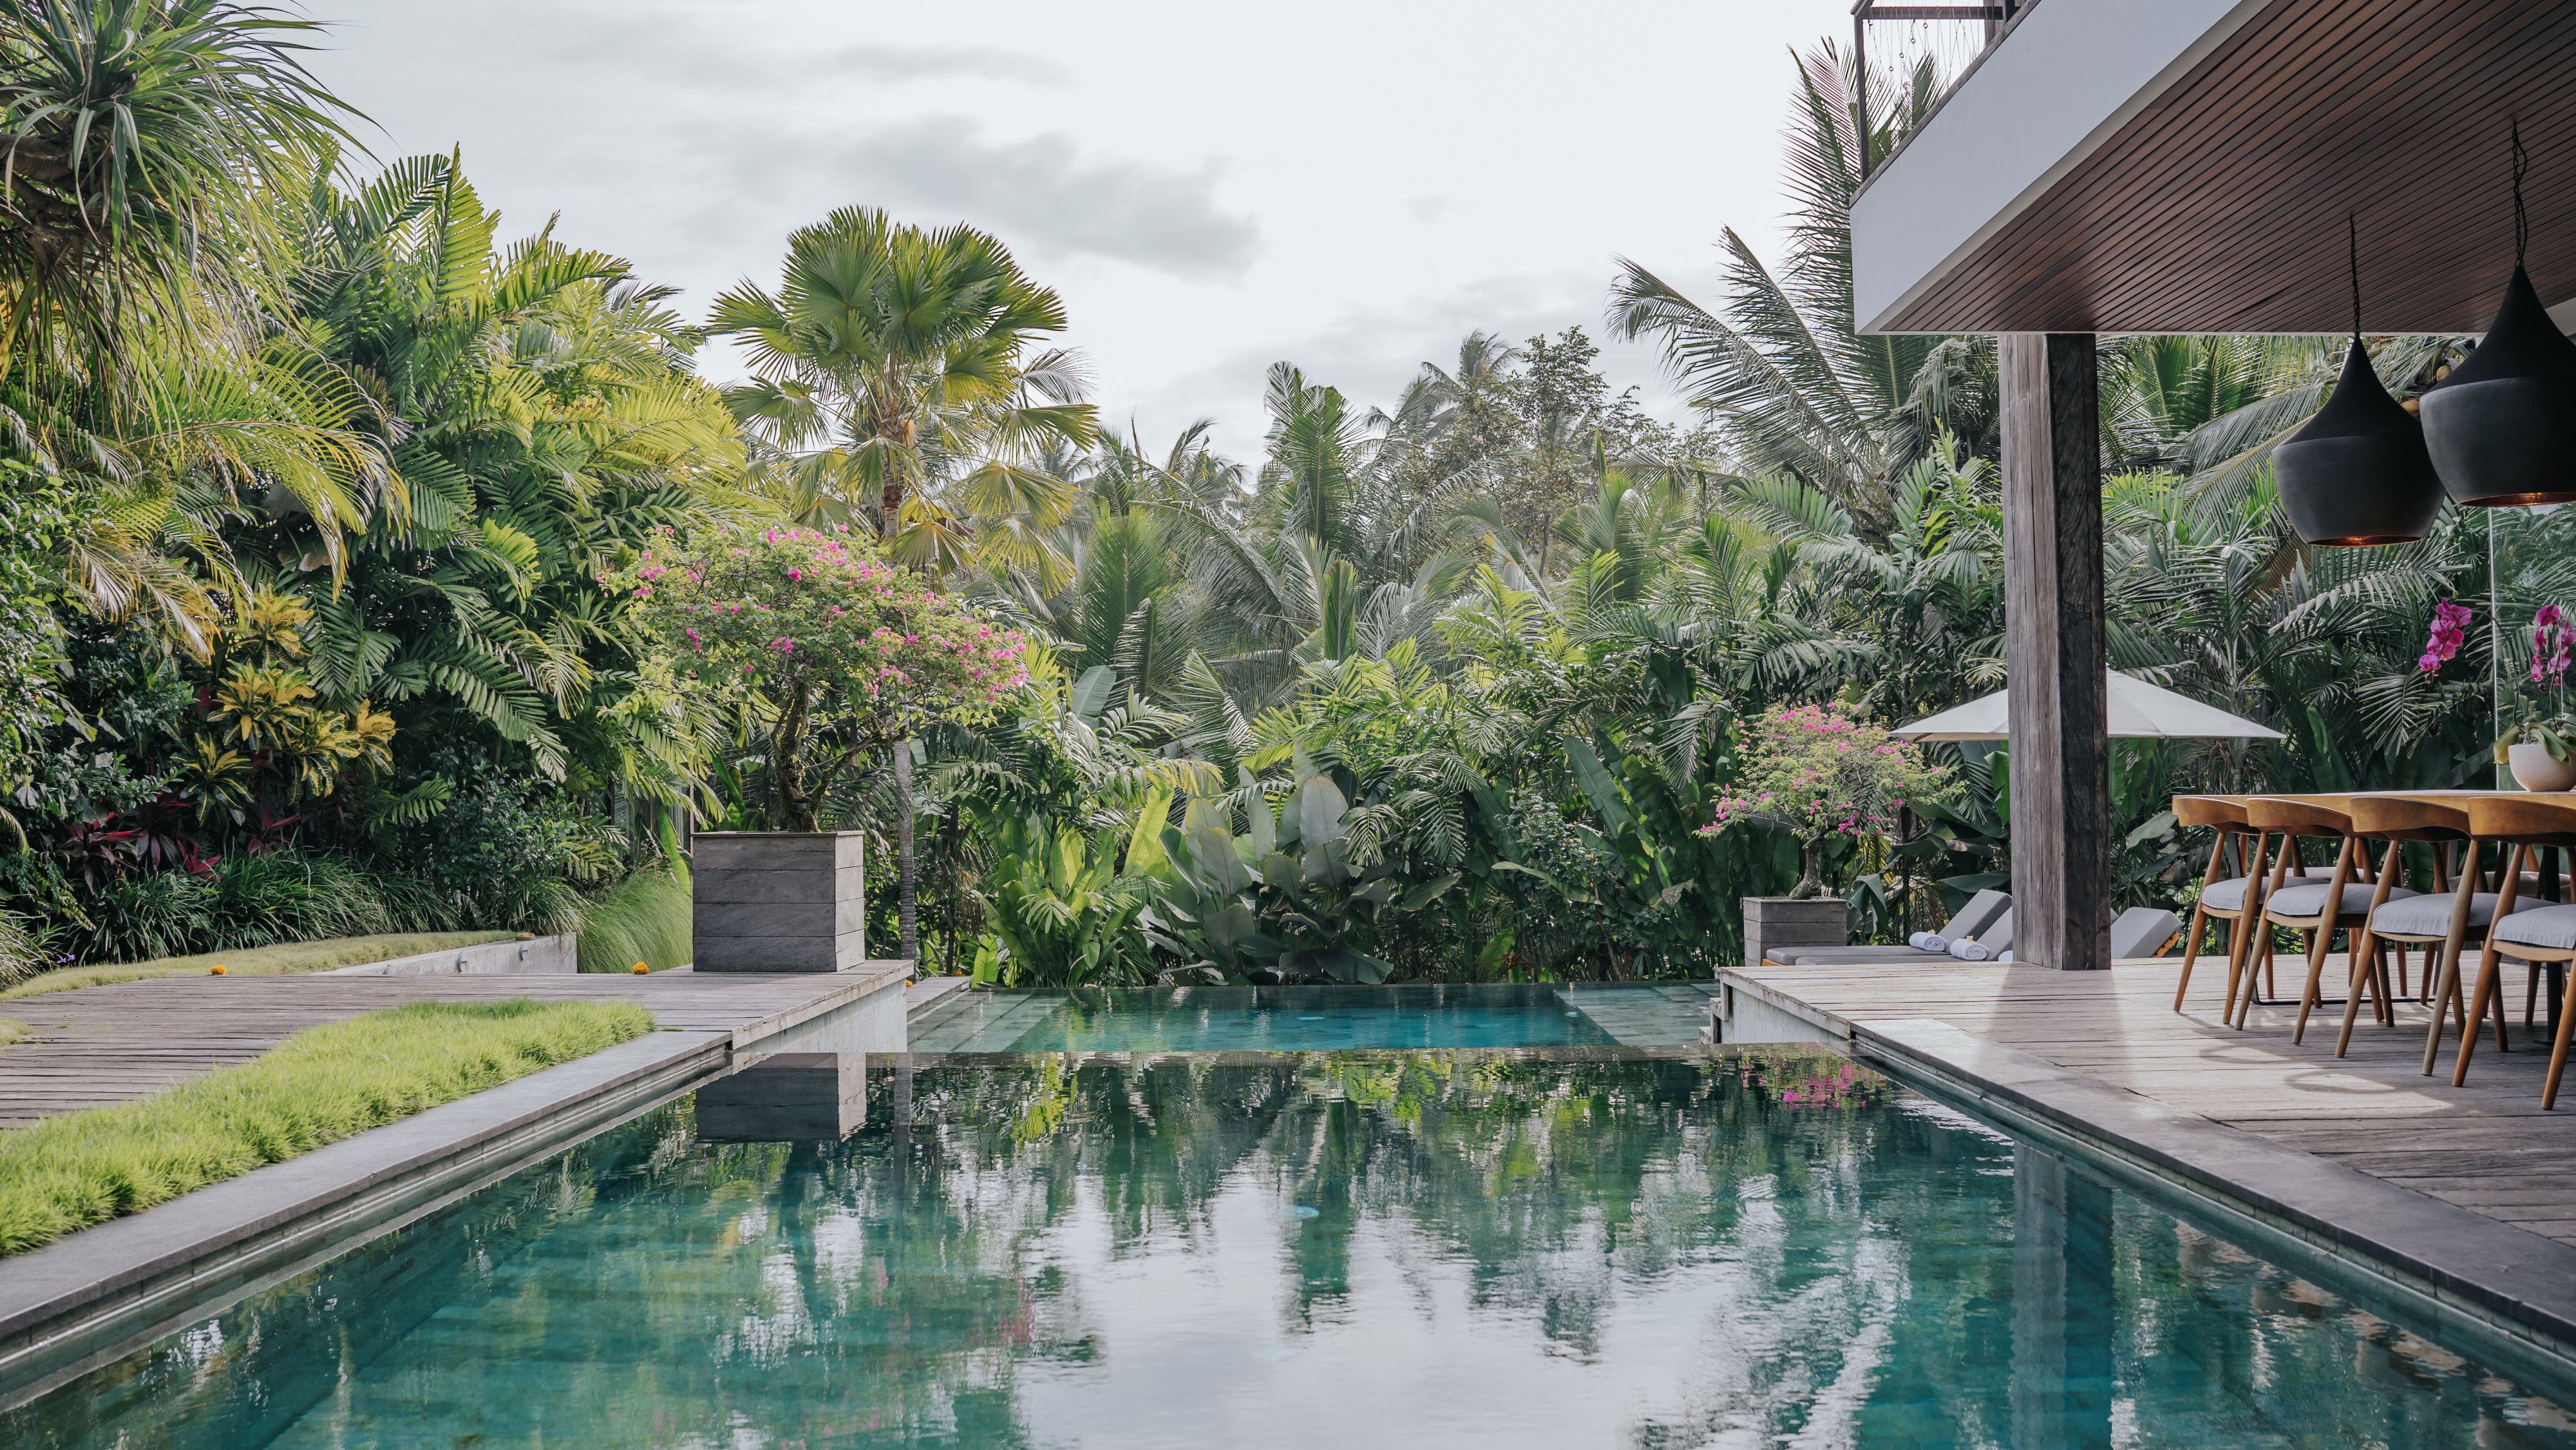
[0, 1018, 26, 1048]
[0, 930, 523, 1001]
[0, 999, 654, 1255]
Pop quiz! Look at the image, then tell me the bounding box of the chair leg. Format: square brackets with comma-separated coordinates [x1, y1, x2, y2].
[2530, 962, 2543, 1029]
[2549, 959, 2576, 1110]
[2293, 924, 2339, 1044]
[2454, 939, 2506, 1085]
[2339, 942, 2370, 1056]
[2175, 900, 2210, 1012]
[2425, 935, 2468, 1076]
[2175, 835, 2224, 1012]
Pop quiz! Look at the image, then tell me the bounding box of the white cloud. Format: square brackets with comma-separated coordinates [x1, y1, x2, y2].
[823, 44, 1068, 86]
[831, 120, 1260, 278]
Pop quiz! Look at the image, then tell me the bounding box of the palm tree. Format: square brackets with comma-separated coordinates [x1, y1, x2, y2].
[1607, 44, 1976, 544]
[709, 207, 1099, 959]
[0, 1, 356, 372]
[708, 207, 1098, 580]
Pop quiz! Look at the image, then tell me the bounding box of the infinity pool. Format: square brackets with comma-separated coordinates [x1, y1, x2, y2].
[909, 983, 1703, 1052]
[14, 1049, 2575, 1448]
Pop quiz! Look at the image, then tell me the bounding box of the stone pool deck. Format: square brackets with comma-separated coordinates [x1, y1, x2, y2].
[1716, 954, 2576, 1380]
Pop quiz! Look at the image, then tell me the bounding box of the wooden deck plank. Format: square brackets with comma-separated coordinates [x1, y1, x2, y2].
[1728, 953, 2576, 1254]
[0, 968, 906, 1127]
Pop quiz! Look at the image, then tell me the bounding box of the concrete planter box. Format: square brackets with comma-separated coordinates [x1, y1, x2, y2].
[692, 832, 865, 973]
[1743, 895, 1848, 968]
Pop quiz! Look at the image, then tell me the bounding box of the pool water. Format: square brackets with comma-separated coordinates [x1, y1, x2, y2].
[15, 1051, 2576, 1448]
[981, 984, 1627, 1053]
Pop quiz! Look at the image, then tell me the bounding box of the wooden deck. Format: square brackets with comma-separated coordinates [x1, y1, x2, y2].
[0, 968, 907, 1128]
[1725, 953, 2576, 1248]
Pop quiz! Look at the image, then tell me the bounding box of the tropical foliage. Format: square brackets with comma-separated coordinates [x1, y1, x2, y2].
[0, 16, 2503, 991]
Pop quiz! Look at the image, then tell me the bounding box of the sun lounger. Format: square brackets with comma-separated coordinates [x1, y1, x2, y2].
[1764, 890, 2009, 965]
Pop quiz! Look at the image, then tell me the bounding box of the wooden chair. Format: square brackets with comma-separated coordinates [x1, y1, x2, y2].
[2240, 796, 2416, 1042]
[2171, 795, 2273, 1013]
[2452, 795, 2576, 1089]
[2338, 794, 2489, 1058]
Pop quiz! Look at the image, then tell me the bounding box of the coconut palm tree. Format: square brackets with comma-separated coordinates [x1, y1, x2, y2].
[1607, 44, 1974, 544]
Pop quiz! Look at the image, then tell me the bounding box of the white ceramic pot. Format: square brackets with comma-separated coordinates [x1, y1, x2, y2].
[2508, 741, 2576, 794]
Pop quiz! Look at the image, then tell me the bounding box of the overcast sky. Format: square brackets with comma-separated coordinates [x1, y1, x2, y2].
[304, 0, 1880, 462]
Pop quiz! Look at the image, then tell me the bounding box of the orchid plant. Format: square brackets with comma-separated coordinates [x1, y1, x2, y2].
[617, 526, 1030, 832]
[2496, 603, 2576, 765]
[1698, 704, 1952, 899]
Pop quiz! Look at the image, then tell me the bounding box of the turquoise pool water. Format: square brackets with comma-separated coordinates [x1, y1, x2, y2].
[1007, 984, 1619, 1052]
[14, 1051, 2576, 1447]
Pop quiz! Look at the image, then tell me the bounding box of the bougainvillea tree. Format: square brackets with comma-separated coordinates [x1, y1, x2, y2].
[619, 526, 1028, 833]
[1698, 704, 1951, 899]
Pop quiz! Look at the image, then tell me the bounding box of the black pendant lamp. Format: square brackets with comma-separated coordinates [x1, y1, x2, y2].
[2421, 122, 2576, 508]
[2273, 215, 2442, 546]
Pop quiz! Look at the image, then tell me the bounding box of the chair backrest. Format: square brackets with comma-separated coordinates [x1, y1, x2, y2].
[2173, 795, 2251, 830]
[2463, 795, 2576, 848]
[1939, 889, 2011, 942]
[2347, 794, 2473, 841]
[2245, 796, 2353, 839]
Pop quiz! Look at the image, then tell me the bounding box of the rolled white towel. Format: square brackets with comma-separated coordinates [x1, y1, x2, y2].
[1949, 939, 1992, 962]
[1998, 949, 2016, 964]
[1910, 931, 1949, 953]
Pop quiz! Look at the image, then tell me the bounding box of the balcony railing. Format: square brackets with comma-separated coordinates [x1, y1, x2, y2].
[1852, 1, 2033, 178]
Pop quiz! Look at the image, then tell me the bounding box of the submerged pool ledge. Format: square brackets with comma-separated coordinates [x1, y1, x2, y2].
[0, 1031, 734, 1415]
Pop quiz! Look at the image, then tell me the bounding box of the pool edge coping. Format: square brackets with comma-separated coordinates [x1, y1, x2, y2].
[1854, 1016, 2576, 1388]
[0, 1029, 734, 1415]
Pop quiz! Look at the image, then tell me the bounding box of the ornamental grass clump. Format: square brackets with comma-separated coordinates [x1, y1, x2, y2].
[0, 1000, 652, 1255]
[1699, 704, 1952, 899]
[619, 526, 1029, 832]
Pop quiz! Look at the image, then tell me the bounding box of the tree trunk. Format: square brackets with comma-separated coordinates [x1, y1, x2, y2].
[882, 415, 914, 540]
[894, 739, 917, 961]
[774, 692, 815, 833]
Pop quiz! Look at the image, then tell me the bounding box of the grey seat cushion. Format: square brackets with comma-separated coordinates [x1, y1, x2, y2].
[1766, 946, 1944, 966]
[2201, 873, 2324, 911]
[2266, 881, 2416, 922]
[2494, 904, 2576, 953]
[2369, 892, 2543, 937]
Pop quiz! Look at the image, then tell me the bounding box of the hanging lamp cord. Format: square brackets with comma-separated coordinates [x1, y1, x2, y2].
[2514, 117, 2530, 268]
[2348, 211, 2361, 342]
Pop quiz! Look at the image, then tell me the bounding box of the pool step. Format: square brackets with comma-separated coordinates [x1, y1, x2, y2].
[1559, 982, 1723, 1046]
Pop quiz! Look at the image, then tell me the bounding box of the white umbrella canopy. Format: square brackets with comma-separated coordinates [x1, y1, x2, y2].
[1891, 671, 2286, 742]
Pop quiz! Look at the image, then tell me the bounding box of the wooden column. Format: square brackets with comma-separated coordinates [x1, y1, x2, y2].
[2000, 333, 2110, 971]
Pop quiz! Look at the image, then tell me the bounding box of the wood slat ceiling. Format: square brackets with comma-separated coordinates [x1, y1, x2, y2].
[1880, 0, 2576, 334]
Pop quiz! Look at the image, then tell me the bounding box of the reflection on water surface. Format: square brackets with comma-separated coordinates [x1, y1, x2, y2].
[11, 1049, 2575, 1448]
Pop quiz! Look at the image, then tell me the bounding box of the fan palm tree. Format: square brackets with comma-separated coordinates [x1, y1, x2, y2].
[709, 207, 1099, 958]
[708, 207, 1098, 582]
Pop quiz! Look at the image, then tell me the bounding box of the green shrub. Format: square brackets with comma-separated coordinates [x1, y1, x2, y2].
[576, 868, 692, 973]
[68, 852, 397, 964]
[0, 999, 654, 1255]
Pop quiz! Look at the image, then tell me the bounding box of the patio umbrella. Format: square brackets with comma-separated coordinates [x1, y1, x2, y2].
[1891, 671, 2285, 742]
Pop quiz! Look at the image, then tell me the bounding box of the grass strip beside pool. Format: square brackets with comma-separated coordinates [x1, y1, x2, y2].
[0, 931, 523, 1001]
[0, 1000, 654, 1256]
